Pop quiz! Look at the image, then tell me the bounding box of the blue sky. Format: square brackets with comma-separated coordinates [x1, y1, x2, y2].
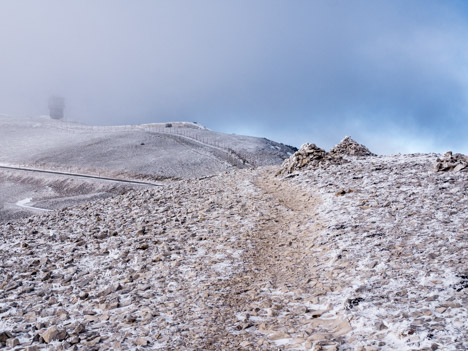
[0, 0, 467, 154]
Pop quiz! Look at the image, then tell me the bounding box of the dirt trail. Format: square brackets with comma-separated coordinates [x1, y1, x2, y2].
[203, 168, 352, 350]
[251, 168, 321, 294]
[2, 156, 465, 350]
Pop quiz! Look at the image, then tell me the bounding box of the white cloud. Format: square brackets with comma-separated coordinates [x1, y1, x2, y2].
[0, 0, 467, 153]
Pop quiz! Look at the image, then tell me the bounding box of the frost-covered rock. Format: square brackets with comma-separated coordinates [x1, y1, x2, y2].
[277, 143, 345, 175]
[434, 151, 468, 172]
[0, 331, 13, 343]
[40, 327, 68, 343]
[329, 136, 375, 157]
[283, 153, 467, 350]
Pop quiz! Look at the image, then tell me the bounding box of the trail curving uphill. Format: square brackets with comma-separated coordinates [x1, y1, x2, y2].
[0, 167, 351, 351]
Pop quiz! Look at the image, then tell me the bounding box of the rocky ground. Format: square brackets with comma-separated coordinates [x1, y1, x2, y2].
[0, 148, 467, 350]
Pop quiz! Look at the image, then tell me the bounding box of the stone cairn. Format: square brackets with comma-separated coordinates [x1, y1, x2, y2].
[329, 136, 376, 157]
[277, 136, 375, 176]
[277, 143, 334, 175]
[434, 151, 468, 172]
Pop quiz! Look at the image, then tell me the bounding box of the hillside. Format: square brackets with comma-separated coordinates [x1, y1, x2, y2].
[0, 115, 294, 180]
[0, 115, 295, 222]
[0, 145, 466, 350]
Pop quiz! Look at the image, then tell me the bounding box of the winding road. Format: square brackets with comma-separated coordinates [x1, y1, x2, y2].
[15, 197, 52, 212]
[0, 164, 164, 187]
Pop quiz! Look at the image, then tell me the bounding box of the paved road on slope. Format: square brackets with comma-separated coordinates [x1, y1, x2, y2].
[0, 164, 164, 187]
[14, 197, 53, 212]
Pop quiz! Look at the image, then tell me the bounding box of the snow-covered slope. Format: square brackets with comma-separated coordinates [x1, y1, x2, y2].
[0, 115, 295, 180]
[0, 115, 295, 221]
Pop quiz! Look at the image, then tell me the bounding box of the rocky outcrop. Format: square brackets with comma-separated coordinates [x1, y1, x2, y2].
[434, 151, 468, 172]
[329, 136, 376, 157]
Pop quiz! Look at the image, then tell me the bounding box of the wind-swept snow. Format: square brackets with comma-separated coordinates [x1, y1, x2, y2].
[0, 116, 465, 349]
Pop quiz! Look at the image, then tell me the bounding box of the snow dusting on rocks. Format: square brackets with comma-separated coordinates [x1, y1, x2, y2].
[277, 143, 345, 176]
[280, 153, 467, 350]
[434, 151, 468, 173]
[277, 136, 376, 176]
[0, 148, 467, 350]
[329, 136, 376, 157]
[0, 171, 264, 350]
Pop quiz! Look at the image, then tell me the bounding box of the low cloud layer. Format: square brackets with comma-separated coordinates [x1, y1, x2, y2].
[1, 0, 467, 154]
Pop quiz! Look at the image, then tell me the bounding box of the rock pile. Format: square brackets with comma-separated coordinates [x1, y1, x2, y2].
[434, 151, 468, 172]
[330, 136, 376, 157]
[277, 143, 344, 175]
[277, 136, 375, 175]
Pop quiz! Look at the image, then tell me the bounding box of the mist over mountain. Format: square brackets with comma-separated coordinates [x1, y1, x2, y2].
[1, 0, 468, 153]
[1, 3, 467, 350]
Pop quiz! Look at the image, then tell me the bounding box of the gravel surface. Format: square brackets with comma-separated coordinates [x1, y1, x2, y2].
[0, 154, 466, 350]
[282, 154, 467, 350]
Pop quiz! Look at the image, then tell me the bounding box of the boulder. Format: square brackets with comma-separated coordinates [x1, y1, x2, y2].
[41, 326, 68, 343]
